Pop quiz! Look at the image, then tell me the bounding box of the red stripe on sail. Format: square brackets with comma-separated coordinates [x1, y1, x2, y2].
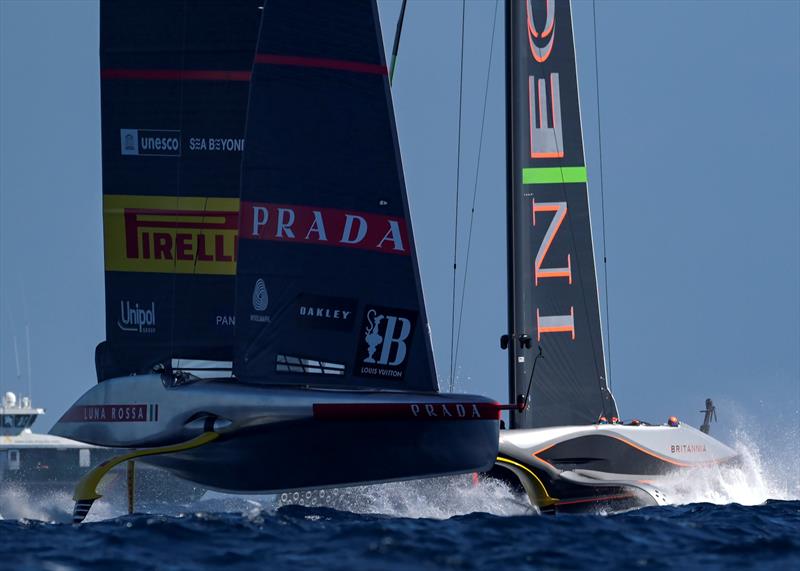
[254, 54, 388, 76]
[313, 402, 502, 421]
[101, 69, 252, 82]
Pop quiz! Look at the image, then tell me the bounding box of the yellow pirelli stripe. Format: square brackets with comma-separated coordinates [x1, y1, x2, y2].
[104, 195, 240, 275]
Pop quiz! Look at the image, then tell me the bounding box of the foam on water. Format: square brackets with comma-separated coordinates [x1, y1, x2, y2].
[659, 429, 799, 507]
[278, 474, 535, 519]
[0, 487, 123, 523]
[2, 416, 797, 523]
[266, 419, 800, 519]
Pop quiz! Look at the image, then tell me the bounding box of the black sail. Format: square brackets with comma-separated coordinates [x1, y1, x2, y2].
[99, 1, 261, 377]
[507, 0, 618, 427]
[235, 0, 438, 392]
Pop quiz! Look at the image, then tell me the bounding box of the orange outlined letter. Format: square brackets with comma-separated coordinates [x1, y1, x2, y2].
[532, 198, 572, 285]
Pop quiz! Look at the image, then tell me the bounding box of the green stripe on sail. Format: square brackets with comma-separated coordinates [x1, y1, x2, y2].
[522, 166, 587, 185]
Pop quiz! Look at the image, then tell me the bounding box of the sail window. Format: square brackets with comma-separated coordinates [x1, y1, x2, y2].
[275, 355, 345, 376]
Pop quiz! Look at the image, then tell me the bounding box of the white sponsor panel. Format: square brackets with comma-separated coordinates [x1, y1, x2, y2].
[120, 129, 181, 157]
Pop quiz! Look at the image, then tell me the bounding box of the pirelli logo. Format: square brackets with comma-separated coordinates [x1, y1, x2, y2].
[104, 195, 239, 275]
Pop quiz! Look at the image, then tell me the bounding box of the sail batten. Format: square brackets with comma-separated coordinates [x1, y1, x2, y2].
[507, 0, 618, 427]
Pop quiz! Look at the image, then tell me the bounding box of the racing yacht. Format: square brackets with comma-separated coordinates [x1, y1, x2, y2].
[487, 0, 738, 512]
[52, 0, 501, 522]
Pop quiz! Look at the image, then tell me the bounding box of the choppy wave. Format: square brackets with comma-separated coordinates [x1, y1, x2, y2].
[2, 419, 798, 524]
[658, 430, 799, 506]
[1, 501, 798, 571]
[1, 420, 798, 570]
[271, 422, 799, 519]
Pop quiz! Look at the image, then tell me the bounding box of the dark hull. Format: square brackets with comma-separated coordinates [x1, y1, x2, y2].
[52, 375, 501, 493]
[145, 416, 499, 492]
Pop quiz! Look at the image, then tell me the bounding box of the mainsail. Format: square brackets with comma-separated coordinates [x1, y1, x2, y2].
[99, 0, 261, 377]
[234, 1, 438, 391]
[506, 0, 618, 427]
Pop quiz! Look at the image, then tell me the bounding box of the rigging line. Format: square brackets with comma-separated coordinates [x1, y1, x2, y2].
[389, 0, 408, 84]
[592, 0, 613, 389]
[453, 0, 500, 373]
[448, 0, 467, 393]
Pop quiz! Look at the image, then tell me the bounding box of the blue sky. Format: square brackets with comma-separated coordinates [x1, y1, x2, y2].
[1, 0, 798, 442]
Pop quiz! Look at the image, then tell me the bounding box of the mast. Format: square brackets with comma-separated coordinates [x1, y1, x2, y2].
[504, 0, 524, 428]
[505, 0, 618, 428]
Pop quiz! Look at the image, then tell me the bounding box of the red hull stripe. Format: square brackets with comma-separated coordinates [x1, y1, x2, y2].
[254, 54, 388, 76]
[101, 69, 251, 82]
[313, 402, 501, 421]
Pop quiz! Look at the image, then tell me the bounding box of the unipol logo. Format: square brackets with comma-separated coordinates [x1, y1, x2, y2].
[117, 300, 156, 334]
[249, 279, 271, 324]
[356, 306, 417, 380]
[252, 278, 268, 311]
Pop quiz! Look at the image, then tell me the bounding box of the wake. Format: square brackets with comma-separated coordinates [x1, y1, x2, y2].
[2, 420, 797, 523]
[658, 428, 799, 506]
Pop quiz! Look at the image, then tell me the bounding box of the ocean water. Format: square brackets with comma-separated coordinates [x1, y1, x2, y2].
[1, 434, 797, 571]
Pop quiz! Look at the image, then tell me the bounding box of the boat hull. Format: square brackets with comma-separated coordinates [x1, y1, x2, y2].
[144, 415, 498, 492]
[489, 424, 739, 513]
[51, 374, 500, 493]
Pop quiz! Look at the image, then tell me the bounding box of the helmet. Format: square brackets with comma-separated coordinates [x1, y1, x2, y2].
[598, 416, 608, 424]
[611, 416, 621, 424]
[667, 416, 680, 427]
[630, 419, 641, 426]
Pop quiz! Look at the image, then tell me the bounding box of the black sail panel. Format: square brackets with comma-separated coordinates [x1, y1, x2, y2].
[507, 0, 618, 427]
[235, 1, 438, 392]
[100, 0, 261, 376]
